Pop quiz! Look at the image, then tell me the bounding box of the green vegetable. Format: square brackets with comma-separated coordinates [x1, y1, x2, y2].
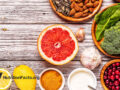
[101, 21, 120, 55]
[95, 5, 120, 41]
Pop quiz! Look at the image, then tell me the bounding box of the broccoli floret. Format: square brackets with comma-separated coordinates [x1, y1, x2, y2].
[101, 21, 120, 55]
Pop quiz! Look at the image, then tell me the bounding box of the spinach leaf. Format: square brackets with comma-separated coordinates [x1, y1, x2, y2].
[95, 5, 120, 41]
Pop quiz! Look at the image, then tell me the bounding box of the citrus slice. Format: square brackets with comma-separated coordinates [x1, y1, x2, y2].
[37, 24, 79, 65]
[0, 68, 12, 90]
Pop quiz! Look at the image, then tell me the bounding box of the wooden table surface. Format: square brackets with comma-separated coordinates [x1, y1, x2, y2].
[0, 0, 115, 90]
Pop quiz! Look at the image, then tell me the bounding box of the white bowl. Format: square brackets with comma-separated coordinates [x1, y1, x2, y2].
[38, 68, 65, 90]
[67, 68, 97, 90]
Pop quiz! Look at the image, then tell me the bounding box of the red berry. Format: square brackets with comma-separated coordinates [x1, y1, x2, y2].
[112, 71, 115, 75]
[104, 71, 108, 75]
[105, 79, 109, 84]
[116, 62, 120, 66]
[115, 70, 120, 75]
[114, 80, 119, 86]
[110, 75, 115, 81]
[104, 76, 107, 80]
[116, 86, 120, 90]
[109, 69, 112, 73]
[112, 86, 115, 90]
[112, 63, 116, 67]
[119, 78, 120, 82]
[109, 82, 113, 86]
[115, 75, 119, 79]
[113, 67, 116, 71]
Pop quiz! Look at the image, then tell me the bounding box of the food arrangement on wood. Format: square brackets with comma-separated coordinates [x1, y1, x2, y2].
[0, 0, 120, 90]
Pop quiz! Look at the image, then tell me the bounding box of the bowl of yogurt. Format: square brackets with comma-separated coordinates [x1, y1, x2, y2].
[68, 68, 97, 90]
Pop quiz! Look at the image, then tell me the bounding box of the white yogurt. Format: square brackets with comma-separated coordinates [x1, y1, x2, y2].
[68, 68, 97, 90]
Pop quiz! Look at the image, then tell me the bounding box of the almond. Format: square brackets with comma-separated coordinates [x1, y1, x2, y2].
[79, 8, 83, 12]
[83, 9, 89, 13]
[84, 0, 89, 4]
[86, 3, 93, 7]
[89, 8, 94, 13]
[83, 6, 87, 10]
[69, 8, 76, 16]
[91, 0, 96, 3]
[82, 13, 89, 17]
[78, 3, 83, 7]
[74, 12, 83, 18]
[94, 1, 99, 7]
[71, 2, 75, 8]
[74, 3, 80, 11]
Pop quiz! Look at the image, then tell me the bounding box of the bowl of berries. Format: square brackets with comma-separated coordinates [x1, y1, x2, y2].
[100, 59, 120, 90]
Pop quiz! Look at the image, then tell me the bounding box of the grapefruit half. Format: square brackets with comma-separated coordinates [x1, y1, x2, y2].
[37, 25, 78, 65]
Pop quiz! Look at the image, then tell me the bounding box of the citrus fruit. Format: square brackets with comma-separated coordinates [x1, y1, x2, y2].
[37, 24, 79, 65]
[13, 65, 36, 90]
[0, 68, 12, 90]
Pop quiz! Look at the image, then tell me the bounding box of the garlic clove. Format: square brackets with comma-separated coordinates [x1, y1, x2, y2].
[76, 28, 85, 42]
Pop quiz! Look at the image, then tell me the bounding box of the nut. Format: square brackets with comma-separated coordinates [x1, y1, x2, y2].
[82, 13, 89, 17]
[86, 3, 93, 7]
[89, 8, 94, 13]
[74, 12, 83, 18]
[91, 0, 96, 3]
[84, 0, 89, 4]
[69, 8, 76, 16]
[83, 6, 87, 10]
[79, 8, 83, 12]
[74, 3, 80, 11]
[94, 1, 99, 7]
[78, 3, 83, 7]
[83, 9, 89, 13]
[71, 2, 75, 8]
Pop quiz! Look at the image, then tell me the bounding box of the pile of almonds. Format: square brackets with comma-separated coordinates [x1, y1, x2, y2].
[69, 0, 99, 18]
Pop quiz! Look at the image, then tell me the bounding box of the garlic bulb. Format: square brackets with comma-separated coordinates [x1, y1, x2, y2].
[80, 47, 102, 70]
[75, 28, 85, 42]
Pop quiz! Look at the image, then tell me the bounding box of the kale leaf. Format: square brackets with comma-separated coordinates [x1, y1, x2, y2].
[95, 5, 120, 41]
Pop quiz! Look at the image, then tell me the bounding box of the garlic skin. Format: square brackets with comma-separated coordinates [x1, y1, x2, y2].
[80, 47, 102, 70]
[76, 28, 85, 42]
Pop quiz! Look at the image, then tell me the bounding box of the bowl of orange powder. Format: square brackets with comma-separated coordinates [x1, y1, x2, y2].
[38, 68, 65, 90]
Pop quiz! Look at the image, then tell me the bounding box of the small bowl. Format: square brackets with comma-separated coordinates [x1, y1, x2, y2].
[91, 3, 120, 58]
[49, 0, 103, 22]
[67, 68, 97, 90]
[38, 68, 65, 90]
[100, 59, 120, 90]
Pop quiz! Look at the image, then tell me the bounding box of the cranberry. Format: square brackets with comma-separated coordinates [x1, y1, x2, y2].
[112, 71, 115, 75]
[108, 86, 112, 89]
[112, 63, 116, 67]
[105, 79, 109, 84]
[112, 86, 115, 90]
[109, 81, 113, 86]
[110, 75, 115, 81]
[109, 69, 112, 73]
[113, 67, 116, 71]
[114, 80, 119, 86]
[116, 62, 120, 66]
[115, 70, 120, 75]
[116, 86, 120, 90]
[104, 71, 108, 75]
[119, 78, 120, 82]
[115, 75, 119, 79]
[117, 67, 120, 70]
[104, 76, 107, 80]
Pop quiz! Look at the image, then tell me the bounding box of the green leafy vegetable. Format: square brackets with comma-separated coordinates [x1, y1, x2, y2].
[101, 21, 120, 55]
[95, 5, 120, 41]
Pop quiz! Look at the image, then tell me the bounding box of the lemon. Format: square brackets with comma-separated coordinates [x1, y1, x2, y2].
[13, 65, 36, 90]
[0, 68, 12, 90]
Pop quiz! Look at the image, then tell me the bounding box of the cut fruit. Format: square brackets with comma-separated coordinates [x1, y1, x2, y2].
[0, 68, 12, 90]
[37, 24, 79, 65]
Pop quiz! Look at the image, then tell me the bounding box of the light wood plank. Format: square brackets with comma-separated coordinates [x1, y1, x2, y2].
[0, 0, 115, 24]
[0, 24, 111, 61]
[0, 61, 106, 90]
